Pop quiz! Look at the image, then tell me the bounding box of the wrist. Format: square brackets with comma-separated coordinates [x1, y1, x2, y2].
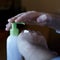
[47, 14, 60, 31]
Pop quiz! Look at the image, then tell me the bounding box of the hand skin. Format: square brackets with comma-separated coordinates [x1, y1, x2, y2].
[5, 11, 60, 31]
[17, 30, 56, 60]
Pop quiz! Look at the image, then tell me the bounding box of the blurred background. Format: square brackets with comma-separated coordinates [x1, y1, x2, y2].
[0, 0, 60, 60]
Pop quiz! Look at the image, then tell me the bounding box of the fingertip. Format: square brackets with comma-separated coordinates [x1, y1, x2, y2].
[8, 19, 11, 22]
[5, 28, 9, 31]
[8, 17, 16, 23]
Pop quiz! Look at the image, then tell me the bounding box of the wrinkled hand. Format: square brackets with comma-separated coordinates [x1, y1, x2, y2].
[5, 11, 52, 31]
[17, 30, 56, 60]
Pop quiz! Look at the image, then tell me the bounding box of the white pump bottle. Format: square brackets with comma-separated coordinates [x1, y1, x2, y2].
[7, 23, 23, 60]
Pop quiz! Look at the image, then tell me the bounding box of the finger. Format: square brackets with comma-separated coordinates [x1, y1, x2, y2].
[8, 17, 17, 23]
[5, 23, 11, 31]
[15, 11, 40, 23]
[8, 12, 25, 23]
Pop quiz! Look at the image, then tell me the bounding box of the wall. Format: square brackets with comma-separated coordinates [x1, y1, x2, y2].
[0, 0, 21, 9]
[22, 0, 60, 13]
[0, 0, 12, 9]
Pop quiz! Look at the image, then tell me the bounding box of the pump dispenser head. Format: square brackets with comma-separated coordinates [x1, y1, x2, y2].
[10, 23, 19, 36]
[10, 22, 25, 36]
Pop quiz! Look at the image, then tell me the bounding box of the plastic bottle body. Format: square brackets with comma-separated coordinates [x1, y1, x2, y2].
[7, 35, 22, 60]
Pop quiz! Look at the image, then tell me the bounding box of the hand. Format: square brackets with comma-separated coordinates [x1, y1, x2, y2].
[17, 30, 56, 60]
[5, 11, 52, 31]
